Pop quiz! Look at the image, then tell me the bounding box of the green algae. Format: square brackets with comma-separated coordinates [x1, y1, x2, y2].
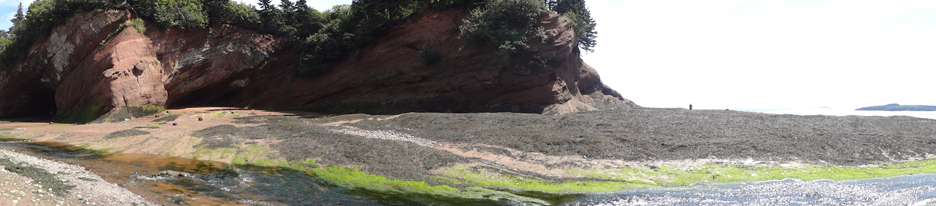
[442, 164, 650, 193]
[189, 111, 230, 119]
[423, 159, 936, 201]
[191, 147, 237, 162]
[180, 136, 936, 205]
[561, 160, 936, 187]
[16, 131, 936, 205]
[191, 142, 280, 166]
[0, 158, 76, 196]
[306, 166, 550, 205]
[230, 144, 274, 165]
[54, 103, 103, 123]
[93, 147, 114, 153]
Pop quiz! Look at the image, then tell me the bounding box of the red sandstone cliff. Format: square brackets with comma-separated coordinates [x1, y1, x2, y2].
[0, 9, 636, 122]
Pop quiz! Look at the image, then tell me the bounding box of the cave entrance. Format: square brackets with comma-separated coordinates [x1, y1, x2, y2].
[2, 86, 57, 122]
[165, 84, 242, 109]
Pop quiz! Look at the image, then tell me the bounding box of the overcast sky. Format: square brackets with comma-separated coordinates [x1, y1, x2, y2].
[2, 0, 934, 110]
[582, 0, 936, 110]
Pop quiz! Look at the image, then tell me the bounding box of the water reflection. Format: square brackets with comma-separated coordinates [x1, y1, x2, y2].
[0, 140, 386, 205]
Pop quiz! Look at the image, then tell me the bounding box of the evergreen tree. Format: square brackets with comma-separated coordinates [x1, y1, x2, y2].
[9, 3, 25, 37]
[258, 0, 284, 33]
[295, 0, 308, 12]
[554, 0, 596, 52]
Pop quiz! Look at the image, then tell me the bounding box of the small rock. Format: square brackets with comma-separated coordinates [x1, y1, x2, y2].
[197, 117, 203, 121]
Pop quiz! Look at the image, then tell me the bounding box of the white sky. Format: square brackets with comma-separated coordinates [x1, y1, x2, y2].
[3, 0, 935, 110]
[0, 0, 33, 31]
[582, 0, 936, 110]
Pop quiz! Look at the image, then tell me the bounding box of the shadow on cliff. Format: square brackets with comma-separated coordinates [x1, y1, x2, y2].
[0, 9, 637, 124]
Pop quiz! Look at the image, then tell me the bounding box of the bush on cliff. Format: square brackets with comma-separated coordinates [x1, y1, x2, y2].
[458, 0, 597, 54]
[552, 0, 597, 52]
[0, 0, 597, 75]
[0, 34, 11, 54]
[0, 0, 119, 67]
[147, 0, 210, 29]
[459, 0, 544, 53]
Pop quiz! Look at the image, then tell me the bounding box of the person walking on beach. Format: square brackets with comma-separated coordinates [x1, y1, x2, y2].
[689, 104, 693, 110]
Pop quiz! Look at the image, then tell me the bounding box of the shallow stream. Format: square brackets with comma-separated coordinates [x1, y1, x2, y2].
[3, 139, 936, 205]
[0, 140, 504, 205]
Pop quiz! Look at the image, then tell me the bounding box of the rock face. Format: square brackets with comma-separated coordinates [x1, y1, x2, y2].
[0, 9, 636, 122]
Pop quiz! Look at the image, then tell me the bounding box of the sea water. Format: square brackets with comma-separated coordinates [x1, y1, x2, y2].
[739, 107, 936, 120]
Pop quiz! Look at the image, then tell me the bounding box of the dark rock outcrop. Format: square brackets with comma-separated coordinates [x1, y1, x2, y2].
[0, 9, 636, 123]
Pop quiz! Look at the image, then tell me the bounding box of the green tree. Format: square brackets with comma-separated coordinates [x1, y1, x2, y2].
[459, 0, 545, 52]
[0, 31, 11, 53]
[553, 0, 596, 52]
[9, 3, 25, 37]
[153, 0, 209, 29]
[204, 0, 232, 24]
[257, 0, 285, 34]
[292, 0, 323, 37]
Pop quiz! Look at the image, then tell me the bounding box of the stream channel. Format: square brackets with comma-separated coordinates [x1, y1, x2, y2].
[4, 139, 936, 205]
[0, 140, 505, 205]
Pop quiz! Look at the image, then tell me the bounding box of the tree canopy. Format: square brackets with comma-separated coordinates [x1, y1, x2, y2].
[0, 0, 598, 74]
[552, 0, 597, 52]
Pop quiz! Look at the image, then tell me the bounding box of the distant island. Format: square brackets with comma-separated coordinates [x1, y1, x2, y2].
[856, 103, 936, 111]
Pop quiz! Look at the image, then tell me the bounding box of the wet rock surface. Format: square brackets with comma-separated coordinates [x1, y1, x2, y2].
[347, 108, 936, 166]
[175, 107, 936, 183]
[188, 114, 471, 182]
[4, 107, 936, 205]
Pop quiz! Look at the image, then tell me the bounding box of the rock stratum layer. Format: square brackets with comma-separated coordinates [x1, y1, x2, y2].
[0, 9, 635, 122]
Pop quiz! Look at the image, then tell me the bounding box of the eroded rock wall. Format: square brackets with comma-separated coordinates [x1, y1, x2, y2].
[0, 9, 635, 122]
[223, 10, 637, 114]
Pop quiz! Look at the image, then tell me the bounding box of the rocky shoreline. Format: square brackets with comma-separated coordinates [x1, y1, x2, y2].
[0, 148, 154, 205]
[2, 107, 936, 204]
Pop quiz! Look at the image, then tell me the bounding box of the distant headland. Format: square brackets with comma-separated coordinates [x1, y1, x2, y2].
[856, 103, 936, 111]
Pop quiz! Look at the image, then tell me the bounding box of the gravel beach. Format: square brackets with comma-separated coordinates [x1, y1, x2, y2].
[0, 149, 155, 206]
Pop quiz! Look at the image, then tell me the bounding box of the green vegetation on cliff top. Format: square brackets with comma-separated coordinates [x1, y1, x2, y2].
[0, 0, 597, 75]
